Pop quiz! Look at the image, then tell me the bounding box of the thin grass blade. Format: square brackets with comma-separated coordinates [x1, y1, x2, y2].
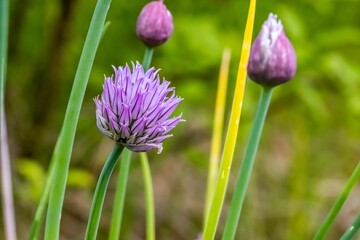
[202, 0, 256, 239]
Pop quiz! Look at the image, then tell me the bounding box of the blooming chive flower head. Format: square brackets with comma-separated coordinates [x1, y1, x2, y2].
[95, 62, 183, 154]
[247, 13, 297, 87]
[136, 0, 174, 47]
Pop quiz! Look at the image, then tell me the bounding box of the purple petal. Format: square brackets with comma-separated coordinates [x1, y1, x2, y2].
[119, 123, 131, 139]
[147, 125, 166, 138]
[115, 88, 123, 116]
[131, 116, 147, 134]
[124, 143, 157, 152]
[108, 116, 121, 135]
[143, 90, 158, 112]
[104, 104, 116, 123]
[119, 105, 131, 124]
[131, 93, 144, 119]
[156, 98, 182, 122]
[149, 134, 172, 144]
[124, 142, 162, 154]
[134, 135, 149, 144]
[96, 115, 108, 131]
[160, 115, 183, 134]
[102, 79, 116, 106]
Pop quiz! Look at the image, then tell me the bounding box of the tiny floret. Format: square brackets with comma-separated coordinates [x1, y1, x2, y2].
[136, 0, 174, 47]
[95, 62, 183, 154]
[247, 13, 297, 87]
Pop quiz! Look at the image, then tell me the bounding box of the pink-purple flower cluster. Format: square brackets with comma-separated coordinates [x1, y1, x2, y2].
[95, 62, 183, 154]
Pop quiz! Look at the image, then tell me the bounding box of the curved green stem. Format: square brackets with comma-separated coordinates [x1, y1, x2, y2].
[314, 161, 360, 240]
[44, 0, 113, 238]
[29, 22, 111, 240]
[108, 149, 131, 240]
[340, 211, 360, 240]
[140, 153, 155, 240]
[85, 144, 124, 240]
[222, 87, 273, 240]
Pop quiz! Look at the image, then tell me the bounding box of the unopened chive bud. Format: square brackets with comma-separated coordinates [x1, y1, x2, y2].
[136, 0, 174, 48]
[247, 13, 297, 87]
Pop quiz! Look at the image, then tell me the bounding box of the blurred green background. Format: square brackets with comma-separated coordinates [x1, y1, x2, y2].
[2, 0, 360, 239]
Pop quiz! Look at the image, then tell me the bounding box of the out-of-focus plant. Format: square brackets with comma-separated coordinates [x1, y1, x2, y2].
[203, 48, 231, 223]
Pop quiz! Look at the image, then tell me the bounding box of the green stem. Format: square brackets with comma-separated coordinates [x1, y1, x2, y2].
[314, 161, 360, 240]
[108, 149, 131, 240]
[0, 0, 8, 121]
[142, 47, 154, 70]
[222, 87, 273, 240]
[44, 0, 113, 238]
[340, 211, 360, 240]
[85, 144, 124, 240]
[140, 152, 155, 240]
[139, 46, 156, 240]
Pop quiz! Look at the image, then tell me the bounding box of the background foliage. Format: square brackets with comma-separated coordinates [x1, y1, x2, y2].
[2, 0, 360, 239]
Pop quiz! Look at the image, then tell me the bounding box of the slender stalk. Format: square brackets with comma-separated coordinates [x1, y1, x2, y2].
[222, 87, 273, 240]
[85, 144, 124, 240]
[204, 48, 231, 223]
[108, 149, 131, 240]
[139, 46, 156, 240]
[0, 0, 17, 239]
[140, 153, 155, 240]
[340, 211, 360, 240]
[142, 47, 154, 70]
[202, 0, 256, 239]
[44, 0, 113, 238]
[314, 161, 360, 240]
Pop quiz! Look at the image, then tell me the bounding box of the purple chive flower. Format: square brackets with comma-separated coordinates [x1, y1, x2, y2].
[247, 13, 297, 87]
[136, 0, 174, 47]
[94, 62, 183, 154]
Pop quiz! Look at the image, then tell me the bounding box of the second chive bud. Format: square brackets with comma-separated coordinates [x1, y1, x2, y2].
[248, 13, 297, 87]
